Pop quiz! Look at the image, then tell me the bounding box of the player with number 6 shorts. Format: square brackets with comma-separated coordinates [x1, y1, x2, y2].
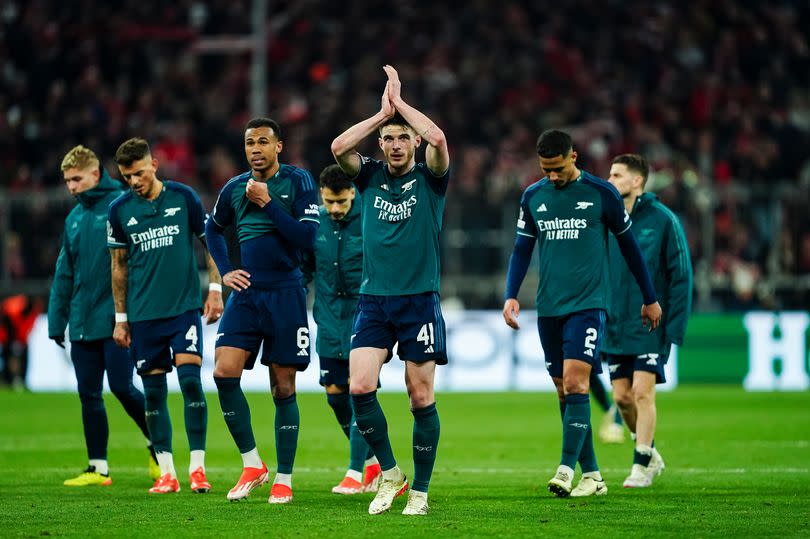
[205, 118, 320, 504]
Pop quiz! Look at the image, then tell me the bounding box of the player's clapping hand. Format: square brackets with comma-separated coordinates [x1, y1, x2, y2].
[381, 81, 395, 118]
[223, 269, 252, 292]
[502, 298, 521, 330]
[113, 322, 131, 348]
[203, 290, 224, 325]
[641, 301, 663, 332]
[246, 179, 271, 207]
[383, 65, 401, 105]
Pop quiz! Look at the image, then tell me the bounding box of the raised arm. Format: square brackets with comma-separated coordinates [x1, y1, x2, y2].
[110, 248, 131, 348]
[384, 65, 449, 175]
[331, 81, 396, 176]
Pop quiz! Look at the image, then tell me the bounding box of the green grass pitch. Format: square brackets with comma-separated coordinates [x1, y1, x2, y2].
[1, 387, 808, 538]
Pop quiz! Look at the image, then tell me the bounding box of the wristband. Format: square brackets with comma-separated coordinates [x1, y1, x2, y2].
[209, 283, 223, 293]
[115, 313, 128, 323]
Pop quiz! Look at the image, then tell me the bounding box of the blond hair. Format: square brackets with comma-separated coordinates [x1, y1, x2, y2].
[61, 145, 99, 171]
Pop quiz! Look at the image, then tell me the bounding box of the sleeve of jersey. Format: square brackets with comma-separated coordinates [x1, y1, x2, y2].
[300, 249, 315, 288]
[351, 154, 373, 193]
[209, 183, 235, 228]
[261, 171, 319, 250]
[504, 234, 535, 300]
[615, 231, 657, 305]
[426, 164, 450, 196]
[596, 182, 656, 304]
[516, 192, 538, 238]
[663, 213, 693, 344]
[48, 235, 74, 338]
[205, 217, 233, 277]
[106, 201, 128, 248]
[599, 181, 633, 237]
[205, 185, 235, 276]
[504, 194, 537, 299]
[180, 185, 207, 238]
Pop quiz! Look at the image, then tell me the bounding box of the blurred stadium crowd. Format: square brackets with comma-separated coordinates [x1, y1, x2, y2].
[1, 0, 809, 310]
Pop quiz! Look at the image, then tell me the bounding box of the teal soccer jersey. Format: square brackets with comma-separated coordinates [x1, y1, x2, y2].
[210, 165, 319, 244]
[353, 156, 449, 295]
[107, 181, 206, 322]
[516, 171, 631, 317]
[208, 165, 319, 288]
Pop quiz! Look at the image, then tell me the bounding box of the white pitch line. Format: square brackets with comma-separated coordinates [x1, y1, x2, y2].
[727, 441, 810, 448]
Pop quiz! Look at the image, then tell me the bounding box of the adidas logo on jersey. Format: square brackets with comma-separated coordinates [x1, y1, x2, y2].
[575, 201, 594, 209]
[163, 207, 181, 217]
[609, 364, 620, 373]
[127, 217, 138, 226]
[297, 348, 308, 356]
[424, 346, 434, 353]
[537, 203, 548, 212]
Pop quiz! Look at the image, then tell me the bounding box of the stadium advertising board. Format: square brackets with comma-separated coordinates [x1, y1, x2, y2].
[25, 311, 809, 392]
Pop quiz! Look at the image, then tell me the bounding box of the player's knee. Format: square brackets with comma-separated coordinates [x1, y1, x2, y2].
[349, 379, 376, 395]
[632, 386, 654, 407]
[212, 364, 227, 378]
[324, 384, 348, 395]
[109, 383, 135, 400]
[271, 372, 296, 399]
[563, 379, 588, 395]
[213, 361, 239, 378]
[78, 389, 104, 408]
[271, 383, 295, 400]
[406, 383, 434, 409]
[613, 387, 634, 409]
[409, 393, 433, 409]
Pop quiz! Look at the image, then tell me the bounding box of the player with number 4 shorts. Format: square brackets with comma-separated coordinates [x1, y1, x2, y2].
[108, 137, 224, 495]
